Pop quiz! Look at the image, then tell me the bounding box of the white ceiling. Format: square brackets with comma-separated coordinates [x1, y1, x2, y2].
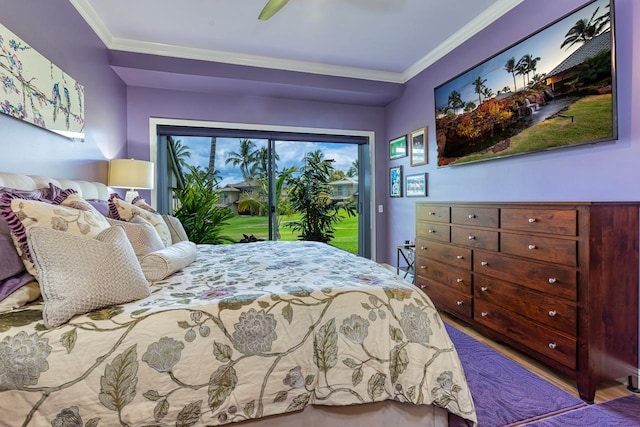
[70, 0, 524, 83]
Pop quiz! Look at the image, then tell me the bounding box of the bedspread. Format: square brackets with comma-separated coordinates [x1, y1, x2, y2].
[0, 241, 476, 426]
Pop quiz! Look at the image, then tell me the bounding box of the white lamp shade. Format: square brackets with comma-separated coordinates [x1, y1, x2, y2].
[108, 159, 154, 190]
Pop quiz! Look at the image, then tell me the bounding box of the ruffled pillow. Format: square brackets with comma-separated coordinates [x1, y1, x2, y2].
[162, 215, 190, 244]
[0, 192, 111, 277]
[27, 226, 151, 328]
[108, 195, 171, 247]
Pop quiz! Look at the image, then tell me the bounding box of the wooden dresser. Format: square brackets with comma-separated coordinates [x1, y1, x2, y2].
[415, 202, 639, 402]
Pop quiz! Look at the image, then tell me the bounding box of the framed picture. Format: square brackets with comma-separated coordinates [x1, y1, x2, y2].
[434, 0, 616, 167]
[389, 166, 402, 197]
[406, 173, 428, 197]
[389, 135, 408, 160]
[410, 127, 427, 166]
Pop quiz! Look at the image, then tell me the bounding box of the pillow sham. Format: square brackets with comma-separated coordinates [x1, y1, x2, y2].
[132, 196, 158, 214]
[139, 241, 197, 282]
[109, 195, 172, 247]
[0, 281, 40, 313]
[27, 226, 151, 329]
[162, 214, 189, 244]
[0, 193, 111, 277]
[0, 218, 27, 282]
[106, 215, 164, 257]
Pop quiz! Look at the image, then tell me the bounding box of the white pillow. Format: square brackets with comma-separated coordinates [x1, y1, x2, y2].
[107, 216, 165, 257]
[162, 214, 189, 244]
[109, 197, 172, 247]
[139, 241, 197, 282]
[27, 226, 151, 328]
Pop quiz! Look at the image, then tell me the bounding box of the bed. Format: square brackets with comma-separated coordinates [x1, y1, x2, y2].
[0, 172, 477, 427]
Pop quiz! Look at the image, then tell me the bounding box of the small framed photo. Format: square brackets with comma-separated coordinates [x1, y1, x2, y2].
[410, 127, 427, 166]
[389, 135, 408, 160]
[406, 173, 428, 197]
[389, 166, 403, 197]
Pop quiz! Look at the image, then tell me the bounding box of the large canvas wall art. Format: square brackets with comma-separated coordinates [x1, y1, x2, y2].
[0, 21, 85, 139]
[434, 0, 615, 167]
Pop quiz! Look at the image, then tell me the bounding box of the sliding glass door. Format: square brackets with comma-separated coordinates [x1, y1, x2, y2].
[157, 127, 370, 257]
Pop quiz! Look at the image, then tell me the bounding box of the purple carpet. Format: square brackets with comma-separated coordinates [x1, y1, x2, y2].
[445, 323, 586, 427]
[523, 394, 640, 426]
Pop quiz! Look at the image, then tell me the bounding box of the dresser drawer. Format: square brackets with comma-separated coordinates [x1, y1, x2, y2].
[416, 223, 450, 242]
[451, 227, 498, 251]
[416, 277, 472, 318]
[501, 232, 577, 266]
[417, 205, 450, 223]
[415, 239, 472, 269]
[451, 206, 499, 227]
[475, 299, 576, 370]
[416, 259, 471, 294]
[474, 275, 577, 335]
[501, 208, 577, 236]
[473, 250, 576, 300]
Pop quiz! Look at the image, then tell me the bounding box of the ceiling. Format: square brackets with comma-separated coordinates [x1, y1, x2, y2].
[70, 0, 524, 84]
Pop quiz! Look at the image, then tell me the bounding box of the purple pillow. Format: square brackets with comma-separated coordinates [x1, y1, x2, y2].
[0, 185, 48, 201]
[86, 199, 109, 217]
[0, 270, 35, 302]
[0, 218, 25, 282]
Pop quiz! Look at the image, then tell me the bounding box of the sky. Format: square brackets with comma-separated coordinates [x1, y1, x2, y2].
[178, 136, 358, 187]
[434, 0, 610, 110]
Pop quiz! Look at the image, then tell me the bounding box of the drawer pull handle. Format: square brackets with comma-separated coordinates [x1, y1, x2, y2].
[548, 277, 557, 284]
[428, 211, 436, 216]
[468, 214, 476, 219]
[456, 300, 463, 305]
[420, 246, 427, 250]
[548, 310, 557, 317]
[456, 278, 463, 283]
[428, 229, 436, 234]
[456, 255, 464, 260]
[420, 265, 427, 270]
[468, 235, 476, 240]
[548, 342, 557, 350]
[528, 244, 536, 250]
[480, 286, 488, 292]
[480, 261, 489, 266]
[481, 311, 488, 317]
[528, 218, 537, 223]
[420, 285, 426, 289]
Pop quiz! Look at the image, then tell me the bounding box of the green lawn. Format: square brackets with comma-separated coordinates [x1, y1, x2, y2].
[454, 94, 613, 164]
[222, 212, 359, 254]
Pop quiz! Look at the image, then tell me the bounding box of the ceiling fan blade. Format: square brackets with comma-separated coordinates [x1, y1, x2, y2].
[258, 0, 290, 20]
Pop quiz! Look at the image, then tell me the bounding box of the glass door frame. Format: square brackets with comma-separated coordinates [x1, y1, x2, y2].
[150, 118, 376, 259]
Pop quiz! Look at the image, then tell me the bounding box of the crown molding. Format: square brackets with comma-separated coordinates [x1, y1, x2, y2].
[402, 0, 525, 82]
[71, 0, 523, 84]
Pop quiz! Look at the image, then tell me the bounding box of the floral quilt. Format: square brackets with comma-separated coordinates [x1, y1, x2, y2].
[0, 241, 476, 426]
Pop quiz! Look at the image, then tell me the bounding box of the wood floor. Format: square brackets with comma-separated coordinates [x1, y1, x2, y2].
[442, 312, 636, 404]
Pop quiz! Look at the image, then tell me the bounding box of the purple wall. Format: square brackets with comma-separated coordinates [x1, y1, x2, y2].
[125, 87, 388, 257]
[383, 0, 640, 263]
[0, 0, 126, 181]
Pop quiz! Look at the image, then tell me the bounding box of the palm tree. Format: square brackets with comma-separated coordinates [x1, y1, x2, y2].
[168, 136, 191, 169]
[464, 101, 476, 112]
[225, 138, 258, 181]
[520, 54, 541, 84]
[472, 76, 487, 104]
[504, 57, 518, 92]
[516, 58, 528, 88]
[561, 6, 609, 50]
[447, 90, 464, 114]
[207, 136, 217, 187]
[347, 159, 358, 177]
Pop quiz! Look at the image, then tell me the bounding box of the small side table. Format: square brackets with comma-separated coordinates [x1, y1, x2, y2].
[396, 245, 415, 283]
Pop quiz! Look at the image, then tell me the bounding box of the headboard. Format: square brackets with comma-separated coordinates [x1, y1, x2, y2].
[0, 172, 110, 200]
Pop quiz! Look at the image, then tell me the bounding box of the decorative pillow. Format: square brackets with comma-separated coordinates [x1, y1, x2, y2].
[0, 218, 27, 282]
[109, 195, 172, 247]
[106, 216, 164, 258]
[162, 214, 189, 244]
[0, 185, 49, 201]
[0, 281, 40, 313]
[26, 226, 151, 329]
[132, 196, 158, 214]
[0, 193, 111, 277]
[86, 199, 110, 217]
[139, 241, 198, 282]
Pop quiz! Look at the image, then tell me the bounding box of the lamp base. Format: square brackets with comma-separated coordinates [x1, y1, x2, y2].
[124, 190, 140, 203]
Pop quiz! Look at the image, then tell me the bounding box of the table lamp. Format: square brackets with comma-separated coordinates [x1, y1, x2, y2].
[108, 158, 154, 202]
